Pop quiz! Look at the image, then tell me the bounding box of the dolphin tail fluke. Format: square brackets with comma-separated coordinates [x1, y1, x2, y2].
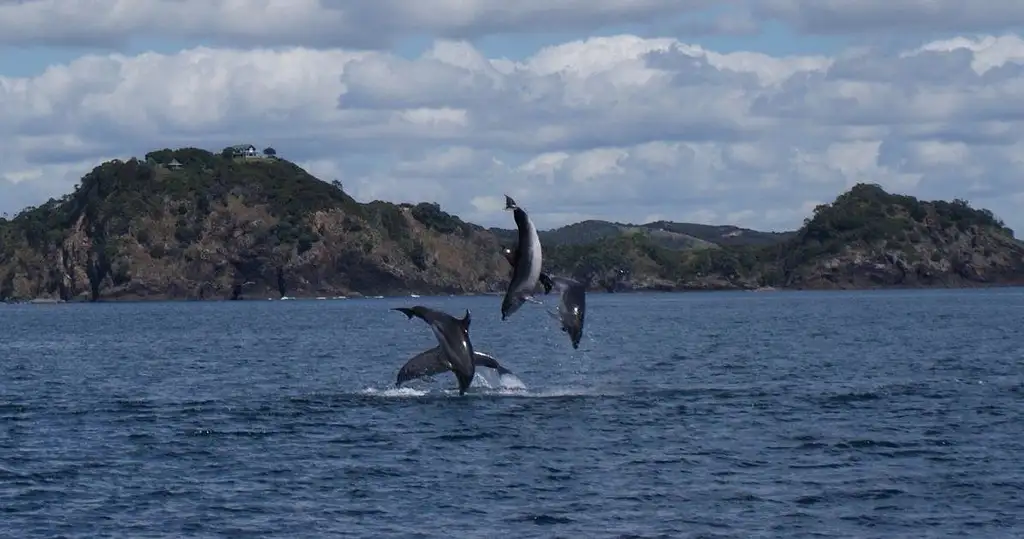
[472, 352, 514, 376]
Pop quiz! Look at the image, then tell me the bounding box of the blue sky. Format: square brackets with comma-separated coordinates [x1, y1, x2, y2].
[2, 1, 1024, 234]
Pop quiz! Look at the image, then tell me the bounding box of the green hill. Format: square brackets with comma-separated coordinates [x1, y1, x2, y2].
[761, 183, 1024, 288]
[489, 218, 794, 252]
[0, 148, 508, 301]
[1, 148, 1022, 301]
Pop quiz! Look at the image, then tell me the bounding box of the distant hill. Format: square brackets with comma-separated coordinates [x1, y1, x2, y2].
[1, 148, 1022, 301]
[489, 219, 794, 251]
[0, 148, 508, 301]
[761, 183, 1024, 289]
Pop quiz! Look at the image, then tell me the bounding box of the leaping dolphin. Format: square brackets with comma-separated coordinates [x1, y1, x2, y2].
[501, 246, 589, 349]
[392, 306, 476, 395]
[396, 346, 516, 388]
[501, 195, 543, 321]
[546, 276, 589, 349]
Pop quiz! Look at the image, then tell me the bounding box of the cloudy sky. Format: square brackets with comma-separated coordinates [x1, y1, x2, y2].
[2, 1, 1024, 234]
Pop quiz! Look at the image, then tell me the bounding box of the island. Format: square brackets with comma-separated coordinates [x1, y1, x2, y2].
[2, 147, 1023, 302]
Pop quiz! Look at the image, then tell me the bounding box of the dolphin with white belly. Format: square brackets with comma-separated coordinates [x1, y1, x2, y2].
[501, 245, 589, 349]
[500, 195, 543, 321]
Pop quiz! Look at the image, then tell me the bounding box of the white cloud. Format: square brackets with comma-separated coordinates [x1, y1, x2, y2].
[4, 33, 1024, 235]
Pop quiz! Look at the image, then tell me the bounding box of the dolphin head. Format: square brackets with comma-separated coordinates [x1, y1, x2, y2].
[566, 319, 583, 349]
[500, 294, 521, 321]
[504, 194, 518, 211]
[454, 370, 474, 395]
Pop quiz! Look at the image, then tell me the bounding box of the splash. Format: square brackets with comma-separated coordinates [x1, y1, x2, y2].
[355, 381, 621, 399]
[359, 386, 430, 398]
[473, 369, 528, 391]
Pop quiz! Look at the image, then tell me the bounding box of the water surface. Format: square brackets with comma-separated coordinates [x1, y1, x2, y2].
[2, 289, 1023, 537]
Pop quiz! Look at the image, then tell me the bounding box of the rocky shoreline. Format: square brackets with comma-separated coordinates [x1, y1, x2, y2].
[3, 153, 1023, 303]
[7, 277, 1024, 305]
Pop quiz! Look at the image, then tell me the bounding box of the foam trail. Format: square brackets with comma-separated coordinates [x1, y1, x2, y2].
[359, 386, 429, 397]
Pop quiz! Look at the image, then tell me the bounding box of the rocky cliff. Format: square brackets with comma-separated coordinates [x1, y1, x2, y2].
[1, 149, 1022, 302]
[763, 183, 1024, 289]
[0, 149, 510, 301]
[524, 184, 1024, 292]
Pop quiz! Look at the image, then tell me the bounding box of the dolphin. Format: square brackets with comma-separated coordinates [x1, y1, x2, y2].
[396, 346, 516, 388]
[501, 195, 543, 320]
[547, 276, 589, 349]
[392, 306, 476, 395]
[501, 245, 588, 349]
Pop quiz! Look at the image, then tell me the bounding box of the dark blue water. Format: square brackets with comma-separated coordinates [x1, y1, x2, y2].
[2, 289, 1023, 538]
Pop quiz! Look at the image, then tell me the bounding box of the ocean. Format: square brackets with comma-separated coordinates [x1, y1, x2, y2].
[2, 288, 1022, 538]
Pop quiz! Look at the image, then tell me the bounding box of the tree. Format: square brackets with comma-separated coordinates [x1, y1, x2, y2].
[220, 147, 235, 159]
[331, 179, 344, 192]
[263, 147, 277, 157]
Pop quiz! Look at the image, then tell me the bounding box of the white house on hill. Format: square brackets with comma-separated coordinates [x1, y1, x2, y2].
[229, 144, 259, 158]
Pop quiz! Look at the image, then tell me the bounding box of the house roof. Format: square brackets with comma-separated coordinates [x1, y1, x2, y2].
[168, 158, 183, 166]
[230, 144, 255, 151]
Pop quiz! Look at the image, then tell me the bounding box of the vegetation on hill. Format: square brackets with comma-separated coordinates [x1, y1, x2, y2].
[1, 148, 1022, 301]
[517, 183, 1024, 291]
[758, 183, 1023, 288]
[0, 148, 509, 301]
[489, 218, 795, 251]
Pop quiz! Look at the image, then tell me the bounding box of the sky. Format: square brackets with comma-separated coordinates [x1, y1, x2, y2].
[2, 1, 1024, 234]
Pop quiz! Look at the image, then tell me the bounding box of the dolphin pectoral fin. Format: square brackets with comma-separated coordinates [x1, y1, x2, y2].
[472, 352, 514, 376]
[396, 346, 451, 386]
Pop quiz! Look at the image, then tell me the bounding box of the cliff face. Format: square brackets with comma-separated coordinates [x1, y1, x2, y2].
[1, 151, 1022, 302]
[532, 184, 1024, 292]
[766, 184, 1024, 290]
[0, 150, 510, 301]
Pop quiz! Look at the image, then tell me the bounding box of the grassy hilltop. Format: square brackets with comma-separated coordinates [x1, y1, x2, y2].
[2, 148, 1022, 301]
